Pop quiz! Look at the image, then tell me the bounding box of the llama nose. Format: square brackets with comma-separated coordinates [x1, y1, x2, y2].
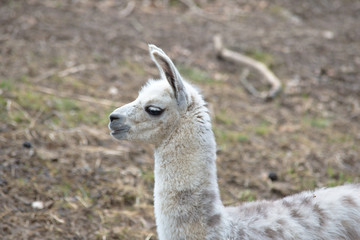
[109, 113, 124, 123]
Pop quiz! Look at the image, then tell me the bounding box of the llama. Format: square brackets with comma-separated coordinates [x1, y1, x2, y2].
[108, 44, 360, 240]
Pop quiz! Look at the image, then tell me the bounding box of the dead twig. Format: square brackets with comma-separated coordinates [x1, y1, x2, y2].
[6, 99, 32, 122]
[239, 68, 260, 97]
[119, 1, 136, 18]
[178, 0, 225, 22]
[34, 64, 97, 83]
[214, 35, 282, 100]
[31, 85, 121, 107]
[58, 64, 97, 78]
[29, 110, 43, 129]
[145, 234, 153, 240]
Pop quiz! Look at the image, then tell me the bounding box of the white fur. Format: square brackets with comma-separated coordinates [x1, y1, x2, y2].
[109, 45, 360, 240]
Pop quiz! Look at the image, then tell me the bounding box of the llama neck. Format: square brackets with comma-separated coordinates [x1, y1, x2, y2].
[153, 118, 227, 239]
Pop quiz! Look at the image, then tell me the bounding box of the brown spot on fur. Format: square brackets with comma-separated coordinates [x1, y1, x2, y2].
[239, 202, 271, 219]
[313, 203, 327, 226]
[175, 210, 200, 226]
[282, 200, 292, 208]
[265, 228, 278, 238]
[341, 220, 360, 240]
[207, 214, 221, 227]
[200, 190, 217, 205]
[237, 228, 246, 238]
[300, 196, 312, 205]
[255, 205, 268, 218]
[290, 208, 312, 229]
[290, 209, 302, 219]
[175, 189, 194, 205]
[201, 190, 217, 216]
[174, 190, 219, 227]
[277, 228, 284, 238]
[196, 114, 204, 121]
[342, 196, 358, 208]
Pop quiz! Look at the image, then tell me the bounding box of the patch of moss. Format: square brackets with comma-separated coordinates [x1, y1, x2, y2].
[326, 167, 354, 187]
[311, 118, 331, 129]
[0, 79, 14, 90]
[17, 90, 49, 111]
[214, 127, 250, 147]
[178, 65, 217, 84]
[215, 109, 234, 125]
[245, 49, 274, 68]
[119, 60, 146, 76]
[238, 190, 257, 202]
[253, 121, 272, 136]
[53, 98, 79, 111]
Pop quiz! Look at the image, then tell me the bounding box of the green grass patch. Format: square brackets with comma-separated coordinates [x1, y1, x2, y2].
[50, 56, 64, 67]
[253, 121, 272, 136]
[245, 49, 274, 68]
[269, 4, 284, 16]
[53, 98, 79, 111]
[48, 97, 112, 127]
[329, 133, 353, 143]
[0, 95, 6, 107]
[11, 110, 29, 123]
[178, 65, 218, 84]
[300, 178, 317, 190]
[214, 127, 250, 147]
[2, 76, 116, 129]
[0, 79, 14, 90]
[0, 95, 8, 120]
[15, 177, 29, 187]
[326, 167, 354, 187]
[17, 90, 49, 111]
[238, 190, 257, 202]
[302, 116, 331, 129]
[141, 169, 154, 183]
[119, 60, 146, 76]
[311, 118, 331, 128]
[215, 109, 234, 125]
[58, 182, 73, 197]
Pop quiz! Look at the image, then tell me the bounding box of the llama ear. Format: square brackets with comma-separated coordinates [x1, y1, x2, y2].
[149, 44, 188, 112]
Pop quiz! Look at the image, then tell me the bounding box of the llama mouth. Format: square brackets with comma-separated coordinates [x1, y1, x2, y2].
[110, 125, 130, 137]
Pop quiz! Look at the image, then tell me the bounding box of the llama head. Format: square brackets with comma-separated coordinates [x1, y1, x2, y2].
[109, 44, 197, 145]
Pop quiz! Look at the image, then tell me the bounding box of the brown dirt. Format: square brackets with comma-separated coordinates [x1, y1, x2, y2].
[1, 0, 360, 239]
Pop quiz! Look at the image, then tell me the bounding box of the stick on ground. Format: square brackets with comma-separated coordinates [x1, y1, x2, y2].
[214, 35, 282, 100]
[31, 85, 120, 107]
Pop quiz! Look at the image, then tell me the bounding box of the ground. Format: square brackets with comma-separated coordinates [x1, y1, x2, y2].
[1, 0, 360, 239]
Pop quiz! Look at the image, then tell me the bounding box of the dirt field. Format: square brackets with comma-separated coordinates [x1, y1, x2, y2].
[1, 0, 360, 239]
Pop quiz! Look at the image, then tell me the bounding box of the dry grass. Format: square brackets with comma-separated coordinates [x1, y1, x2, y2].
[1, 0, 360, 239]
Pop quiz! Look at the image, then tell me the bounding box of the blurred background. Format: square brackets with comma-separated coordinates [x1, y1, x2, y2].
[1, 0, 359, 239]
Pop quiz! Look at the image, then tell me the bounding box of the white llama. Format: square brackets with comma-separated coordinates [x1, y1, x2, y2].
[108, 44, 360, 240]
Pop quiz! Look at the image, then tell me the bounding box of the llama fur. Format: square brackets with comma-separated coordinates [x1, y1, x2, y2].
[109, 44, 360, 240]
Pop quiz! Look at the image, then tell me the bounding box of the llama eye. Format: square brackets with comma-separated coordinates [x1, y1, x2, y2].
[145, 106, 164, 116]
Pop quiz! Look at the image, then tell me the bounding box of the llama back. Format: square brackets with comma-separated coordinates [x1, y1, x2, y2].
[225, 184, 360, 240]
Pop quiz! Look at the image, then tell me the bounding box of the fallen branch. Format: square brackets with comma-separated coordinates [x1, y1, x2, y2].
[177, 0, 226, 22]
[213, 35, 282, 100]
[34, 64, 97, 83]
[58, 64, 97, 78]
[239, 68, 260, 97]
[119, 1, 136, 18]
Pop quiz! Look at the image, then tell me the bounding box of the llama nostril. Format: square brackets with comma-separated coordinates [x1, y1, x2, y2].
[109, 113, 122, 122]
